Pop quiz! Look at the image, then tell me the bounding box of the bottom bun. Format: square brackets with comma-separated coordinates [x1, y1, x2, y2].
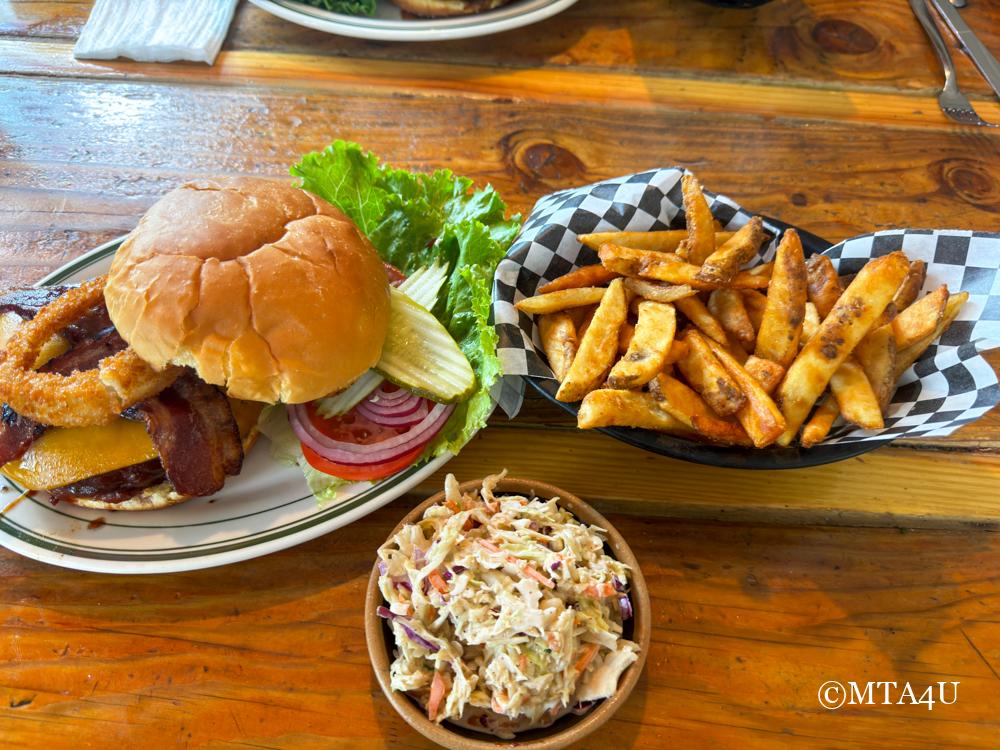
[391, 0, 512, 16]
[63, 429, 260, 512]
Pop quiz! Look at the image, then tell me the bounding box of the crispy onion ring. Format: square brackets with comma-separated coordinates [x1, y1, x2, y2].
[0, 276, 182, 427]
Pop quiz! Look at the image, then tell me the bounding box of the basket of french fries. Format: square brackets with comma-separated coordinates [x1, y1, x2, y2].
[492, 169, 1000, 468]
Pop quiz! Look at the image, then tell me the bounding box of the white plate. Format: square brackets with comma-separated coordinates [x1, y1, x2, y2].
[0, 238, 464, 574]
[248, 0, 578, 42]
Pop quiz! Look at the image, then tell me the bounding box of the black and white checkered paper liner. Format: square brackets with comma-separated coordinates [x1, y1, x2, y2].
[491, 168, 1000, 444]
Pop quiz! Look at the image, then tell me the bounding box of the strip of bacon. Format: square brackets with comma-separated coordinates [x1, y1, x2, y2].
[128, 374, 243, 497]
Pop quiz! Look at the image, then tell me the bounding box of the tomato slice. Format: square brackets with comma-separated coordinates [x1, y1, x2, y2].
[304, 400, 410, 445]
[301, 443, 425, 481]
[301, 398, 429, 481]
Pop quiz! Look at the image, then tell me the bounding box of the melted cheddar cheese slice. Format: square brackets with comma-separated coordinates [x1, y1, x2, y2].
[1, 420, 158, 491]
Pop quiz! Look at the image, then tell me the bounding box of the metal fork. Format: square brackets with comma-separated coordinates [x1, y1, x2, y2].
[910, 0, 998, 127]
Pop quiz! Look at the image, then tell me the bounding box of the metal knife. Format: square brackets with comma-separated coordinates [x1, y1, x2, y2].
[928, 0, 1000, 100]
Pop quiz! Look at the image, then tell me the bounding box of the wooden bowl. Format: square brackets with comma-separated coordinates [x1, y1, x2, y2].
[364, 476, 651, 750]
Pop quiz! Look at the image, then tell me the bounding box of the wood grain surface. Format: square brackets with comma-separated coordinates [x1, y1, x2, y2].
[3, 501, 1000, 749]
[2, 0, 1000, 747]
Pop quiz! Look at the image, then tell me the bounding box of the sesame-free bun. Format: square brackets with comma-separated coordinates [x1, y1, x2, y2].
[105, 177, 390, 404]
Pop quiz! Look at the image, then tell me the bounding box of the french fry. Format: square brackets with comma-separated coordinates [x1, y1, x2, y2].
[577, 230, 734, 254]
[800, 395, 839, 448]
[776, 251, 910, 445]
[618, 320, 636, 354]
[805, 254, 844, 319]
[649, 373, 752, 446]
[622, 277, 697, 304]
[677, 329, 746, 417]
[675, 296, 729, 345]
[695, 217, 765, 284]
[515, 287, 606, 315]
[523, 203, 968, 452]
[894, 291, 968, 379]
[664, 339, 690, 366]
[891, 285, 948, 349]
[829, 358, 884, 430]
[852, 324, 896, 411]
[872, 259, 928, 328]
[708, 288, 756, 350]
[607, 301, 677, 389]
[701, 334, 787, 448]
[727, 339, 750, 365]
[538, 313, 577, 382]
[577, 389, 695, 435]
[896, 260, 928, 309]
[755, 229, 807, 368]
[747, 261, 775, 278]
[538, 265, 620, 294]
[576, 305, 597, 339]
[743, 355, 785, 395]
[801, 302, 820, 344]
[556, 278, 627, 402]
[599, 243, 770, 290]
[742, 289, 768, 331]
[678, 174, 717, 264]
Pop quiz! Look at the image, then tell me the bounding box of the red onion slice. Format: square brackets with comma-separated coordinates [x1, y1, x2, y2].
[361, 396, 423, 417]
[357, 401, 429, 427]
[618, 594, 633, 620]
[289, 401, 454, 465]
[357, 395, 424, 418]
[370, 383, 410, 404]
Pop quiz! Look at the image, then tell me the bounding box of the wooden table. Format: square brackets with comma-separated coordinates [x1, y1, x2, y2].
[2, 1, 1000, 747]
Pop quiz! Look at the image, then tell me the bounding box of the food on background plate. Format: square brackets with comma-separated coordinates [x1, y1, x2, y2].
[258, 141, 521, 502]
[376, 472, 639, 739]
[515, 177, 967, 449]
[391, 0, 513, 15]
[296, 0, 513, 17]
[297, 0, 377, 14]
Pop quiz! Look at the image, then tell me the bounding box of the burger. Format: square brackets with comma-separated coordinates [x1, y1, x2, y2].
[0, 177, 393, 510]
[1, 141, 517, 512]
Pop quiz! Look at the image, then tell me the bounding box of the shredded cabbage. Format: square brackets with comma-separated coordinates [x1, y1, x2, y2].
[376, 471, 639, 738]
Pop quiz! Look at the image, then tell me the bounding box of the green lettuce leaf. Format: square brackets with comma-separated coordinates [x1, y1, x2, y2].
[289, 141, 520, 475]
[296, 0, 376, 16]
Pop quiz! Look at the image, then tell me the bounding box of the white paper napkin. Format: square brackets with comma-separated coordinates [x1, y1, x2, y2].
[74, 0, 239, 65]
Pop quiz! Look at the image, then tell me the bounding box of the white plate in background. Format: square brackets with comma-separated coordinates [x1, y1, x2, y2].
[248, 0, 578, 42]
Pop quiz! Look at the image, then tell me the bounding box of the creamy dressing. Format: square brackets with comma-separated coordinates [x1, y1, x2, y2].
[376, 472, 639, 738]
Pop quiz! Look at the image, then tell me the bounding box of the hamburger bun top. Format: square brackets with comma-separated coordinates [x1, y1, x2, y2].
[105, 177, 390, 404]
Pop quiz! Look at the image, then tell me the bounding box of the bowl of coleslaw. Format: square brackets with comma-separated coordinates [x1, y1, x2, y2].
[364, 472, 650, 749]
